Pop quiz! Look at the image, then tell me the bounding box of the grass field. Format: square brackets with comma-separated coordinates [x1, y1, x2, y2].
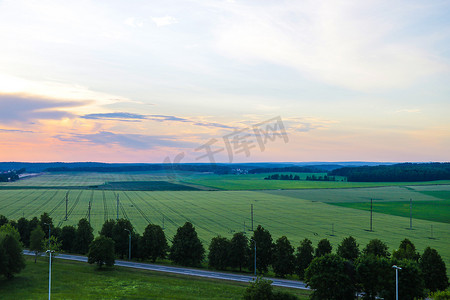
[181, 173, 450, 190]
[0, 172, 449, 275]
[0, 256, 310, 299]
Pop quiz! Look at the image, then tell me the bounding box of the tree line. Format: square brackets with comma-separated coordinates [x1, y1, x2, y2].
[1, 214, 448, 299]
[0, 168, 25, 182]
[330, 162, 450, 182]
[264, 174, 341, 181]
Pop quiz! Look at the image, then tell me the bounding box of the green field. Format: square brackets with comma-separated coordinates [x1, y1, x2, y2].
[0, 256, 310, 299]
[181, 173, 450, 190]
[0, 172, 449, 275]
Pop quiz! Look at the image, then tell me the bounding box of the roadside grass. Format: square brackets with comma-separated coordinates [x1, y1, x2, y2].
[0, 256, 310, 300]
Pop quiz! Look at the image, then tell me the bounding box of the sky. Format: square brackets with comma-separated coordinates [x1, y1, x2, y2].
[0, 0, 449, 163]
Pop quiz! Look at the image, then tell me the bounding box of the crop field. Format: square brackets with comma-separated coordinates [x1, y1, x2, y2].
[0, 172, 449, 274]
[181, 173, 450, 190]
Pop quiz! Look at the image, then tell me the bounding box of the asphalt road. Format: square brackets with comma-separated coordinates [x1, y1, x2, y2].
[23, 250, 309, 290]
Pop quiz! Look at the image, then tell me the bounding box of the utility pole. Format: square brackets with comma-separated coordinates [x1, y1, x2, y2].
[46, 250, 55, 300]
[116, 194, 119, 220]
[44, 223, 51, 249]
[251, 239, 256, 277]
[409, 198, 412, 230]
[65, 191, 68, 221]
[251, 204, 254, 231]
[125, 229, 131, 260]
[370, 198, 373, 232]
[88, 201, 91, 225]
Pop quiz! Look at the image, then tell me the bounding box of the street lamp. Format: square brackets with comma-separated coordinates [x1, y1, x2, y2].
[125, 229, 131, 260]
[250, 239, 256, 277]
[46, 250, 55, 300]
[392, 265, 402, 300]
[44, 223, 51, 249]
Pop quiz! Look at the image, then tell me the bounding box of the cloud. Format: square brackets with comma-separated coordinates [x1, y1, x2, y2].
[124, 17, 144, 28]
[0, 94, 88, 124]
[0, 128, 34, 133]
[54, 131, 196, 150]
[79, 112, 235, 129]
[212, 1, 448, 91]
[81, 112, 147, 121]
[151, 15, 177, 27]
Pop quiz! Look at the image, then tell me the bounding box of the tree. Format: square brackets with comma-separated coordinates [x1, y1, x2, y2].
[249, 225, 273, 274]
[169, 222, 205, 266]
[60, 225, 76, 252]
[0, 224, 26, 279]
[363, 239, 390, 258]
[39, 212, 53, 239]
[243, 277, 274, 300]
[392, 238, 420, 261]
[30, 226, 45, 263]
[229, 232, 248, 272]
[208, 236, 231, 270]
[112, 218, 133, 258]
[0, 215, 8, 227]
[295, 238, 314, 280]
[355, 254, 391, 300]
[420, 247, 449, 292]
[88, 236, 115, 268]
[141, 224, 168, 262]
[74, 218, 94, 254]
[99, 219, 116, 239]
[305, 254, 356, 300]
[337, 236, 360, 262]
[315, 239, 332, 257]
[17, 217, 30, 247]
[381, 259, 425, 300]
[272, 236, 295, 278]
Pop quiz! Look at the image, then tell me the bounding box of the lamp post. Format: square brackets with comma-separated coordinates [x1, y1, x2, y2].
[251, 239, 256, 277]
[125, 229, 131, 260]
[392, 265, 402, 300]
[46, 250, 55, 300]
[44, 223, 51, 249]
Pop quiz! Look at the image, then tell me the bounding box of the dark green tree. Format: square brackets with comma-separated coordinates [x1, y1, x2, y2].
[29, 226, 45, 263]
[39, 212, 53, 239]
[60, 225, 76, 252]
[17, 217, 30, 247]
[337, 236, 360, 262]
[141, 224, 168, 262]
[99, 219, 116, 239]
[74, 218, 94, 255]
[88, 236, 115, 268]
[112, 218, 133, 258]
[0, 224, 26, 279]
[249, 225, 273, 274]
[420, 247, 449, 292]
[363, 239, 390, 258]
[355, 254, 391, 300]
[272, 236, 295, 278]
[229, 232, 248, 272]
[392, 238, 420, 261]
[29, 217, 39, 232]
[305, 254, 356, 300]
[0, 215, 8, 227]
[169, 222, 205, 266]
[243, 277, 273, 300]
[208, 236, 231, 270]
[295, 238, 314, 280]
[381, 259, 425, 300]
[315, 238, 332, 257]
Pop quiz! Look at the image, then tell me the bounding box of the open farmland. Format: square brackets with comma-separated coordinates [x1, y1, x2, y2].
[181, 173, 450, 190]
[0, 172, 449, 273]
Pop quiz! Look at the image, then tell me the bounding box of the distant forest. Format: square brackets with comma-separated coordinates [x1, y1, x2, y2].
[249, 166, 323, 174]
[330, 163, 450, 182]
